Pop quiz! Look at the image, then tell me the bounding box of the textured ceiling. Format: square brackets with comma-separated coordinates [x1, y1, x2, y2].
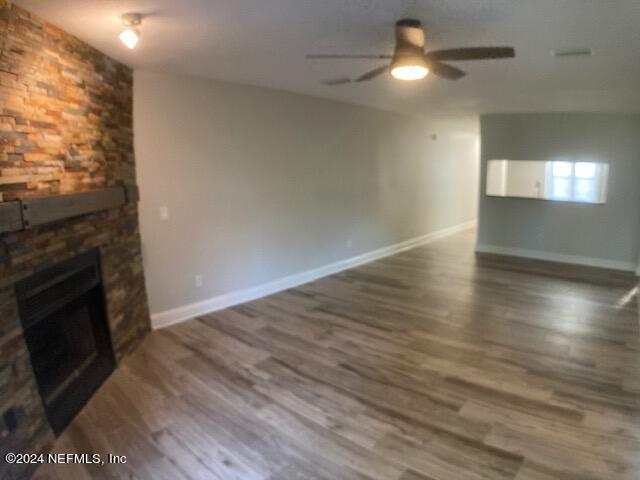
[16, 0, 640, 115]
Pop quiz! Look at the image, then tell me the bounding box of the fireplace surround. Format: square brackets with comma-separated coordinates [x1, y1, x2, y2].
[15, 249, 116, 435]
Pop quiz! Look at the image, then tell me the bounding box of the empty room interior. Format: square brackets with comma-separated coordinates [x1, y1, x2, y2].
[1, 1, 640, 479]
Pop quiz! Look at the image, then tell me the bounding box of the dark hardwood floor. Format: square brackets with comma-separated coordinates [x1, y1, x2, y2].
[35, 229, 640, 479]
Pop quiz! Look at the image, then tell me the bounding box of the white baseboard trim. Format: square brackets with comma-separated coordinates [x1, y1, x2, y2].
[152, 219, 477, 329]
[475, 243, 637, 273]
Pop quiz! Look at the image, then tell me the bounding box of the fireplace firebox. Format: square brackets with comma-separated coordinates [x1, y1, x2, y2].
[15, 249, 115, 435]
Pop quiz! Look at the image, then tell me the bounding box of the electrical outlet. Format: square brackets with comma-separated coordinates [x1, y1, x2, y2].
[347, 239, 353, 249]
[195, 274, 203, 288]
[159, 206, 170, 221]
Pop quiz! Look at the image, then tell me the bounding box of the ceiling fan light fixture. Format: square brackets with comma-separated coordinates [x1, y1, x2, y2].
[119, 28, 140, 49]
[391, 64, 429, 81]
[120, 13, 142, 49]
[306, 18, 514, 85]
[390, 56, 429, 81]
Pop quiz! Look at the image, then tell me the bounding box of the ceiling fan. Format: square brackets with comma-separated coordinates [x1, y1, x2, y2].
[307, 19, 515, 85]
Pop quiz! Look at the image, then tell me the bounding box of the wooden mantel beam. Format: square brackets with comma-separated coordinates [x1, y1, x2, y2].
[0, 185, 140, 234]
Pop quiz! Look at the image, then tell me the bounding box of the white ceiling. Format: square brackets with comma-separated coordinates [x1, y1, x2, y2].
[16, 0, 640, 116]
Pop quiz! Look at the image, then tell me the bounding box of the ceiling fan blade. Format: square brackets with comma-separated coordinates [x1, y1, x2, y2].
[427, 61, 466, 80]
[322, 77, 352, 86]
[356, 65, 388, 82]
[426, 47, 515, 62]
[321, 64, 388, 86]
[306, 54, 393, 60]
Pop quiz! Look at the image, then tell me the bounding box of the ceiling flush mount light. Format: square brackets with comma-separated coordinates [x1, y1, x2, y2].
[119, 13, 142, 49]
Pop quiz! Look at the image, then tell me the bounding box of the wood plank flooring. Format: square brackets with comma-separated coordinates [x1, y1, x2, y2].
[35, 229, 640, 479]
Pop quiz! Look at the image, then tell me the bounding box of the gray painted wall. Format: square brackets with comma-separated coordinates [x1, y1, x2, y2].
[477, 113, 640, 271]
[134, 71, 479, 319]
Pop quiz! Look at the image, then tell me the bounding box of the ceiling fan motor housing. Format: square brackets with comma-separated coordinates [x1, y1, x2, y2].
[394, 18, 425, 57]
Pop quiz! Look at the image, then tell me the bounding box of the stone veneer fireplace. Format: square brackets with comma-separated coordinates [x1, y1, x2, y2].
[0, 3, 151, 479]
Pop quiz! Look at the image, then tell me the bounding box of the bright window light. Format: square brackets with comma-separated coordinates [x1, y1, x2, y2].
[552, 161, 572, 177]
[575, 162, 596, 178]
[552, 178, 571, 199]
[549, 161, 604, 203]
[574, 178, 595, 201]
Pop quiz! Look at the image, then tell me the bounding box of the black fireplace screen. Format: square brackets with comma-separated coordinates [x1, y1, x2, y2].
[15, 249, 115, 435]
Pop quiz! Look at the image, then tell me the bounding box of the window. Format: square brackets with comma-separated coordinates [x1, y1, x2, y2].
[550, 161, 572, 200]
[547, 161, 606, 203]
